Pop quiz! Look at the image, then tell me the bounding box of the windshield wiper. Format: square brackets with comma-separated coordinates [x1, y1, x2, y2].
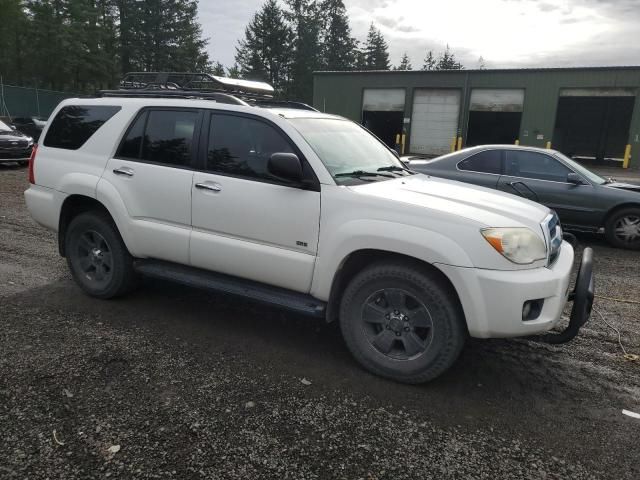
[335, 170, 395, 178]
[377, 165, 414, 174]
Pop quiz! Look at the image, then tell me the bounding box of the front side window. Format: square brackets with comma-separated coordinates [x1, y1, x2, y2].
[117, 109, 198, 167]
[44, 105, 121, 150]
[506, 150, 571, 182]
[206, 113, 294, 181]
[458, 150, 502, 174]
[289, 118, 406, 184]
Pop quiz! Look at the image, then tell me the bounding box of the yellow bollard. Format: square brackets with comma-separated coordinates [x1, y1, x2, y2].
[457, 136, 463, 151]
[450, 136, 457, 152]
[401, 134, 406, 155]
[545, 141, 551, 149]
[623, 144, 631, 169]
[515, 139, 520, 146]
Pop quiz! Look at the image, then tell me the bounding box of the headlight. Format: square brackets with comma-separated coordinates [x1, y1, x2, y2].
[26, 137, 34, 145]
[481, 227, 547, 264]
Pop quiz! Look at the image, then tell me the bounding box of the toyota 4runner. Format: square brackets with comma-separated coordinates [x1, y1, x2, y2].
[24, 88, 594, 383]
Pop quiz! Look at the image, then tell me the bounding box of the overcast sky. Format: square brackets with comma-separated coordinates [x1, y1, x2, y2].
[199, 0, 640, 70]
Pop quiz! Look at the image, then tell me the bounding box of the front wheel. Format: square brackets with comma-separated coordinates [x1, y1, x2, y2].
[339, 261, 466, 384]
[605, 207, 640, 250]
[65, 212, 137, 298]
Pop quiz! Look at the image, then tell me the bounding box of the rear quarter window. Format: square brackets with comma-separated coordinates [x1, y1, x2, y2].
[44, 105, 121, 150]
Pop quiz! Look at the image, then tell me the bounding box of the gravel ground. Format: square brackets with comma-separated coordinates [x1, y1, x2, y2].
[1, 164, 639, 479]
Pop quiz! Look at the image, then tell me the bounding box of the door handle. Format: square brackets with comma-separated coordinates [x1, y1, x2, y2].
[113, 167, 134, 177]
[195, 182, 221, 192]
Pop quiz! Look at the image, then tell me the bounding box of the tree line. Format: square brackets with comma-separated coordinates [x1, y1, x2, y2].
[0, 0, 210, 92]
[0, 0, 469, 102]
[234, 0, 467, 102]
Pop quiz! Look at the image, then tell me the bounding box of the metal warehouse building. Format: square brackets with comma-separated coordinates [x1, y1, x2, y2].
[313, 66, 640, 168]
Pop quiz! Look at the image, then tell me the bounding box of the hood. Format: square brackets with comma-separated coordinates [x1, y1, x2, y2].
[0, 129, 29, 142]
[605, 181, 640, 192]
[349, 174, 550, 231]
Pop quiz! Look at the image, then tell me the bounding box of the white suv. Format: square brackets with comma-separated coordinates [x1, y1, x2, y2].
[24, 94, 594, 383]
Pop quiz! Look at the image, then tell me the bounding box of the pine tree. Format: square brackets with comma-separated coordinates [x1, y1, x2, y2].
[320, 0, 357, 70]
[285, 0, 322, 102]
[212, 62, 226, 76]
[422, 50, 436, 70]
[477, 56, 486, 69]
[437, 44, 463, 70]
[227, 64, 241, 79]
[235, 0, 293, 95]
[363, 23, 390, 70]
[395, 52, 412, 71]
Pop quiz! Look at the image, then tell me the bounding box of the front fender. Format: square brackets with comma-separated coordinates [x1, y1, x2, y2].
[310, 219, 474, 300]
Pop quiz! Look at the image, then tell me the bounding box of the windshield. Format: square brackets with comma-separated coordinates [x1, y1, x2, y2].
[0, 120, 12, 132]
[554, 152, 606, 185]
[290, 118, 406, 183]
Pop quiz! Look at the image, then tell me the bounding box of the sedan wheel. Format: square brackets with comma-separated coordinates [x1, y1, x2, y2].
[605, 208, 640, 250]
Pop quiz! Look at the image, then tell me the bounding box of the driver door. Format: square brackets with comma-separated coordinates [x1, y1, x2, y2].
[190, 111, 321, 292]
[497, 149, 602, 229]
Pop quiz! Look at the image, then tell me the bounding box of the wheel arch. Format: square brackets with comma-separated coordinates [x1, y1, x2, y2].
[604, 202, 640, 223]
[324, 249, 467, 331]
[58, 195, 119, 257]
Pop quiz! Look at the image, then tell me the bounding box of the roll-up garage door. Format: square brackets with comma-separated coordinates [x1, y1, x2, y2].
[409, 89, 460, 156]
[361, 89, 406, 148]
[466, 89, 525, 146]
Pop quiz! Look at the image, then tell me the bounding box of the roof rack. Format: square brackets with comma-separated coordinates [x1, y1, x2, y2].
[98, 72, 318, 111]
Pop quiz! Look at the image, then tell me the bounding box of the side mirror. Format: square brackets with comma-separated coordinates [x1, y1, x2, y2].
[268, 152, 303, 183]
[567, 172, 584, 185]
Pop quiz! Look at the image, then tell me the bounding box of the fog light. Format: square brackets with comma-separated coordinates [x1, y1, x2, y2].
[522, 299, 544, 321]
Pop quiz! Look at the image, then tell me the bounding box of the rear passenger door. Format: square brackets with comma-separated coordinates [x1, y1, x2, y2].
[101, 108, 202, 265]
[454, 149, 503, 189]
[190, 111, 321, 293]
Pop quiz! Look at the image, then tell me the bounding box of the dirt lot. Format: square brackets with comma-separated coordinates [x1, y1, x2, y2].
[1, 165, 639, 479]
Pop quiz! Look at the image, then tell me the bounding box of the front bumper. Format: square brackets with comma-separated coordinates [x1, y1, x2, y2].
[436, 241, 593, 339]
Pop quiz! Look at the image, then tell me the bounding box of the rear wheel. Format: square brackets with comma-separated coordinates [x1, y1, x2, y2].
[605, 207, 640, 250]
[65, 212, 137, 298]
[339, 261, 466, 384]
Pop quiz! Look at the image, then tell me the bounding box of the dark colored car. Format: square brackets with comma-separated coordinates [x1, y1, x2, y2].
[405, 145, 640, 249]
[0, 119, 34, 165]
[10, 116, 46, 141]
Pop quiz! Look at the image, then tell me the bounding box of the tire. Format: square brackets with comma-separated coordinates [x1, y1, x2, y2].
[65, 211, 137, 298]
[604, 207, 640, 250]
[339, 260, 466, 384]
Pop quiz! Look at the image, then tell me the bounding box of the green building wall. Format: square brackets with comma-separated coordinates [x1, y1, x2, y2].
[313, 67, 640, 167]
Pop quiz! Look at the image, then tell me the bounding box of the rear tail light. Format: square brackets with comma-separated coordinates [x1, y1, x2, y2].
[28, 144, 38, 184]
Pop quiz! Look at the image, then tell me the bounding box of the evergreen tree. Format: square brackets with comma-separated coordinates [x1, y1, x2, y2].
[320, 0, 357, 70]
[422, 50, 436, 70]
[235, 0, 293, 95]
[227, 63, 241, 79]
[212, 61, 226, 76]
[395, 52, 412, 71]
[477, 56, 486, 69]
[285, 0, 322, 102]
[436, 44, 463, 70]
[363, 23, 390, 70]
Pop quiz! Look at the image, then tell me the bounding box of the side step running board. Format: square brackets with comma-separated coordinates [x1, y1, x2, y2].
[134, 260, 327, 318]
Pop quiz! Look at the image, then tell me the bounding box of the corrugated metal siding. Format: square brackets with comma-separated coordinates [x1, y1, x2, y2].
[313, 68, 640, 166]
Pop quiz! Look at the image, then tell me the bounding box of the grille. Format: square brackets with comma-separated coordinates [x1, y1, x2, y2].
[546, 213, 563, 266]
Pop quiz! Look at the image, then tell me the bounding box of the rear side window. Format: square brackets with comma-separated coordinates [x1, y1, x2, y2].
[44, 105, 120, 150]
[117, 109, 198, 167]
[206, 113, 294, 181]
[458, 150, 502, 174]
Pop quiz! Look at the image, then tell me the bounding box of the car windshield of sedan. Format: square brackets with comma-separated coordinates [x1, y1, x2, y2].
[554, 152, 606, 185]
[290, 117, 410, 184]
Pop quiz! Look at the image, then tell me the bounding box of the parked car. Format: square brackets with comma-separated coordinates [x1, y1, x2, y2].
[24, 96, 594, 384]
[405, 145, 640, 250]
[10, 116, 46, 142]
[0, 119, 34, 165]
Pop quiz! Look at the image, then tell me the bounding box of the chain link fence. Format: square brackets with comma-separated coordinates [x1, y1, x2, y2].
[0, 81, 77, 120]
